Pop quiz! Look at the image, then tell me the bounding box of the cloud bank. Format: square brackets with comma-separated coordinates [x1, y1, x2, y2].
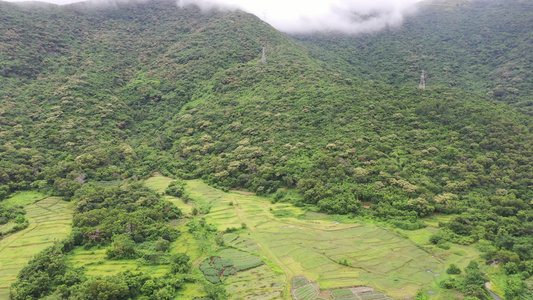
[178, 0, 421, 34]
[4, 0, 422, 34]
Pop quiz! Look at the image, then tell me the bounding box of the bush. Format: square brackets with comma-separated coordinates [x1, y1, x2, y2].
[437, 240, 451, 250]
[171, 253, 191, 274]
[439, 278, 456, 289]
[14, 215, 26, 224]
[165, 180, 186, 197]
[389, 220, 427, 230]
[446, 264, 461, 275]
[106, 235, 136, 259]
[155, 239, 171, 252]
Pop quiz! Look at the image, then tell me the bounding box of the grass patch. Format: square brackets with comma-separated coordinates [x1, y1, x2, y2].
[144, 173, 176, 194]
[271, 209, 296, 218]
[1, 191, 48, 208]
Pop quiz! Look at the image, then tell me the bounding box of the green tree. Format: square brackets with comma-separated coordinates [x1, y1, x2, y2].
[171, 253, 191, 274]
[446, 264, 461, 275]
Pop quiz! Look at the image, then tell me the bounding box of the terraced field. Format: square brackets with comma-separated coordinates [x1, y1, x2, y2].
[0, 195, 72, 300]
[181, 179, 479, 299]
[145, 173, 195, 215]
[219, 248, 284, 299]
[132, 174, 483, 299]
[0, 176, 478, 300]
[66, 247, 171, 277]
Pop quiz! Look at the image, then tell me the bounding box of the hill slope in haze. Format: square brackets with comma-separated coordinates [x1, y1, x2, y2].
[295, 0, 533, 114]
[0, 0, 533, 299]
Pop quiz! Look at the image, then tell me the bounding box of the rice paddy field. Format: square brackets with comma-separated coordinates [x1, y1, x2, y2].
[0, 193, 72, 300]
[59, 174, 483, 300]
[65, 246, 171, 277]
[0, 176, 485, 300]
[63, 174, 207, 299]
[175, 179, 482, 300]
[145, 173, 195, 215]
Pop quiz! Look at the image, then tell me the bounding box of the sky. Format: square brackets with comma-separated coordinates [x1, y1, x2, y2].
[4, 0, 424, 34]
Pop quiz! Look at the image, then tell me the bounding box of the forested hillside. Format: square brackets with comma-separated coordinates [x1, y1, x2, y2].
[295, 0, 533, 114]
[0, 0, 532, 299]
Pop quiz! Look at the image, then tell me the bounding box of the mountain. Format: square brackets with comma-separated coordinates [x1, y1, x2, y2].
[0, 0, 532, 299]
[294, 0, 533, 114]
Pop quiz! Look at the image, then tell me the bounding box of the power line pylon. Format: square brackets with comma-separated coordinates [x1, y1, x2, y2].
[419, 70, 426, 90]
[261, 47, 266, 64]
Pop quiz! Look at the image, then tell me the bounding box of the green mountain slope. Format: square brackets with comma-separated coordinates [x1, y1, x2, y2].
[294, 0, 533, 114]
[0, 0, 532, 298]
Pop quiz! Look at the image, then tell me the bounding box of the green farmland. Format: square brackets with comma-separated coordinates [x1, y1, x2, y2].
[0, 194, 72, 300]
[0, 175, 497, 300]
[146, 176, 483, 299]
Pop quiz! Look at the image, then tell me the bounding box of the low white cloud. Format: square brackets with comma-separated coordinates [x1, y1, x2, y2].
[178, 0, 422, 34]
[4, 0, 422, 34]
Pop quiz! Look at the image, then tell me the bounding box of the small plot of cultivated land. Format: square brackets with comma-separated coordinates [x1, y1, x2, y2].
[293, 282, 319, 300]
[219, 248, 284, 299]
[66, 247, 170, 277]
[224, 264, 283, 300]
[292, 280, 393, 300]
[184, 179, 445, 298]
[0, 195, 72, 300]
[144, 173, 194, 215]
[395, 216, 481, 299]
[1, 191, 45, 208]
[144, 172, 175, 193]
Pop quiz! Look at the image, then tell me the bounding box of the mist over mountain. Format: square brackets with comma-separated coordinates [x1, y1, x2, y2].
[295, 0, 533, 113]
[178, 0, 420, 34]
[4, 0, 421, 34]
[0, 0, 532, 299]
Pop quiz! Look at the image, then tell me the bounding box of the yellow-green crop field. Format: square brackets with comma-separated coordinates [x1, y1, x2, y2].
[65, 247, 171, 277]
[3, 175, 484, 300]
[0, 194, 72, 300]
[176, 179, 482, 300]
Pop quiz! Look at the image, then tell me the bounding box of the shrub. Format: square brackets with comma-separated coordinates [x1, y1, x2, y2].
[446, 264, 461, 275]
[171, 253, 191, 274]
[390, 220, 427, 230]
[165, 180, 186, 197]
[106, 235, 136, 259]
[439, 278, 456, 289]
[437, 240, 451, 250]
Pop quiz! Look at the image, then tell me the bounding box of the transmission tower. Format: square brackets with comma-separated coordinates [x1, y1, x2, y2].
[419, 70, 426, 90]
[261, 47, 266, 64]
